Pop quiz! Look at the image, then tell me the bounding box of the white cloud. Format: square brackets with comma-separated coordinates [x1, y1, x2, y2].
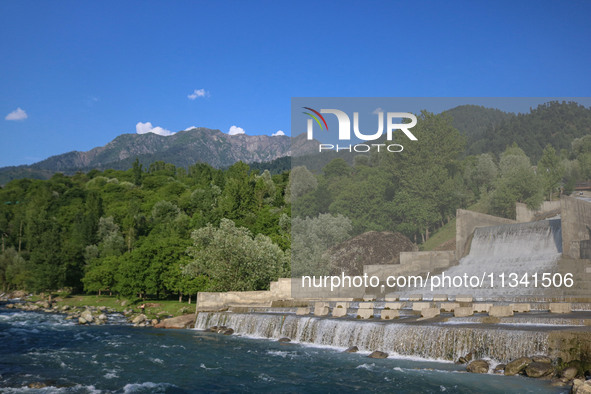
[5, 107, 28, 121]
[272, 130, 285, 136]
[228, 125, 245, 135]
[136, 121, 174, 136]
[188, 88, 209, 100]
[372, 107, 383, 114]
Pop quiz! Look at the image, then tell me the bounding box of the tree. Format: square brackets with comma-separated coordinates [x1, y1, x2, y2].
[538, 145, 564, 200]
[184, 219, 288, 291]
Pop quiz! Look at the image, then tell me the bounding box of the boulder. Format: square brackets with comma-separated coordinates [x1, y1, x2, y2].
[131, 314, 146, 324]
[98, 314, 108, 321]
[504, 357, 532, 376]
[368, 351, 388, 359]
[531, 355, 552, 364]
[561, 366, 578, 380]
[78, 317, 87, 325]
[457, 352, 473, 364]
[572, 379, 591, 394]
[344, 346, 358, 353]
[154, 314, 195, 329]
[6, 303, 15, 309]
[80, 310, 93, 322]
[221, 328, 234, 335]
[466, 359, 489, 374]
[493, 364, 506, 374]
[278, 337, 291, 343]
[151, 319, 159, 326]
[525, 362, 554, 378]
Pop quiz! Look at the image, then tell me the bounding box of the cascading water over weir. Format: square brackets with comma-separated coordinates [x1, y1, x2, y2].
[194, 312, 549, 362]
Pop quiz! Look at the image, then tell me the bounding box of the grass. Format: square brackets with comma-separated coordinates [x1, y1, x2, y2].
[420, 200, 490, 251]
[421, 218, 456, 251]
[48, 293, 196, 320]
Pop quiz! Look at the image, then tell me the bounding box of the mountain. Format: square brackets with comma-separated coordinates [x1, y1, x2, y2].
[0, 128, 319, 184]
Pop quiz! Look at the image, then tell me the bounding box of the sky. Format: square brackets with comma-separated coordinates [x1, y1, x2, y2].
[1, 1, 590, 167]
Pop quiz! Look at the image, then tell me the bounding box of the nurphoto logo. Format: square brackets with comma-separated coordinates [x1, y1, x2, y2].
[303, 107, 418, 152]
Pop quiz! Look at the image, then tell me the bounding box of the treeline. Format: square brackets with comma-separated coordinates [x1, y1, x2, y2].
[290, 110, 591, 246]
[0, 160, 290, 298]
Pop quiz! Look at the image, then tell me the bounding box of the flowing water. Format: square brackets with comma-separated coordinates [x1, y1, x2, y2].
[0, 306, 566, 393]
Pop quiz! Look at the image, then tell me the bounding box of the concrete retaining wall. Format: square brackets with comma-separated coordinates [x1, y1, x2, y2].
[456, 209, 515, 259]
[364, 251, 455, 283]
[516, 201, 561, 223]
[561, 196, 591, 259]
[197, 278, 293, 310]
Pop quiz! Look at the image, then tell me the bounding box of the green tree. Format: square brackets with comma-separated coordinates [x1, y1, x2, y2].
[184, 219, 288, 291]
[538, 145, 564, 200]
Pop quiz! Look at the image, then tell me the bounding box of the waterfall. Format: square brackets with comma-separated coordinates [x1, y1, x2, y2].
[443, 219, 562, 298]
[195, 312, 549, 363]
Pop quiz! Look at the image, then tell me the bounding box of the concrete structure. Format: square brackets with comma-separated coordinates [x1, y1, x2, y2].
[384, 302, 403, 310]
[489, 306, 514, 317]
[441, 302, 460, 312]
[314, 305, 329, 316]
[408, 295, 422, 301]
[357, 308, 374, 319]
[384, 294, 399, 301]
[473, 303, 493, 313]
[510, 303, 531, 313]
[516, 201, 561, 223]
[421, 308, 440, 318]
[456, 209, 515, 259]
[332, 307, 347, 317]
[296, 307, 310, 315]
[433, 295, 448, 302]
[550, 303, 572, 314]
[561, 196, 591, 259]
[358, 302, 374, 309]
[456, 295, 473, 303]
[335, 302, 350, 309]
[454, 307, 473, 317]
[364, 251, 456, 290]
[197, 278, 294, 310]
[412, 302, 431, 311]
[381, 309, 400, 320]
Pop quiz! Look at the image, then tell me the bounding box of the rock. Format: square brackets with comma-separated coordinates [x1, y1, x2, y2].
[120, 300, 128, 307]
[131, 314, 146, 324]
[466, 359, 489, 374]
[80, 310, 93, 322]
[154, 314, 195, 329]
[368, 351, 388, 359]
[493, 364, 506, 374]
[28, 382, 48, 389]
[531, 355, 552, 364]
[221, 328, 234, 335]
[572, 379, 591, 394]
[36, 300, 51, 309]
[93, 318, 104, 325]
[504, 357, 532, 376]
[6, 303, 15, 309]
[98, 313, 108, 321]
[151, 319, 159, 326]
[561, 366, 578, 380]
[344, 346, 359, 353]
[457, 352, 473, 364]
[78, 317, 87, 325]
[525, 362, 554, 378]
[207, 326, 218, 332]
[278, 337, 291, 343]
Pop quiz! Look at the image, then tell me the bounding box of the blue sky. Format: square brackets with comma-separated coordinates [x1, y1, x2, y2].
[1, 1, 590, 167]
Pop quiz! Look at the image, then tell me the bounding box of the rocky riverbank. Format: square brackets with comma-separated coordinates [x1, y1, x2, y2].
[0, 291, 196, 329]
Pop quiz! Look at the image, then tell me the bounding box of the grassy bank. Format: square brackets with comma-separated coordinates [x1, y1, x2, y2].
[47, 293, 195, 320]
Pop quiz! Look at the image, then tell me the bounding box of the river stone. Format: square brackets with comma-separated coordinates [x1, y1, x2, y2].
[278, 337, 291, 343]
[466, 359, 489, 374]
[525, 362, 554, 378]
[131, 314, 146, 324]
[78, 317, 87, 325]
[531, 355, 552, 364]
[504, 357, 532, 376]
[221, 328, 234, 335]
[572, 379, 591, 394]
[154, 314, 195, 329]
[98, 313, 108, 321]
[493, 364, 506, 374]
[6, 303, 15, 309]
[368, 351, 388, 359]
[344, 346, 358, 353]
[80, 310, 93, 322]
[561, 366, 578, 380]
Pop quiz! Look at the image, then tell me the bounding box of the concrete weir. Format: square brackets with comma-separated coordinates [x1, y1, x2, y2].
[194, 310, 591, 363]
